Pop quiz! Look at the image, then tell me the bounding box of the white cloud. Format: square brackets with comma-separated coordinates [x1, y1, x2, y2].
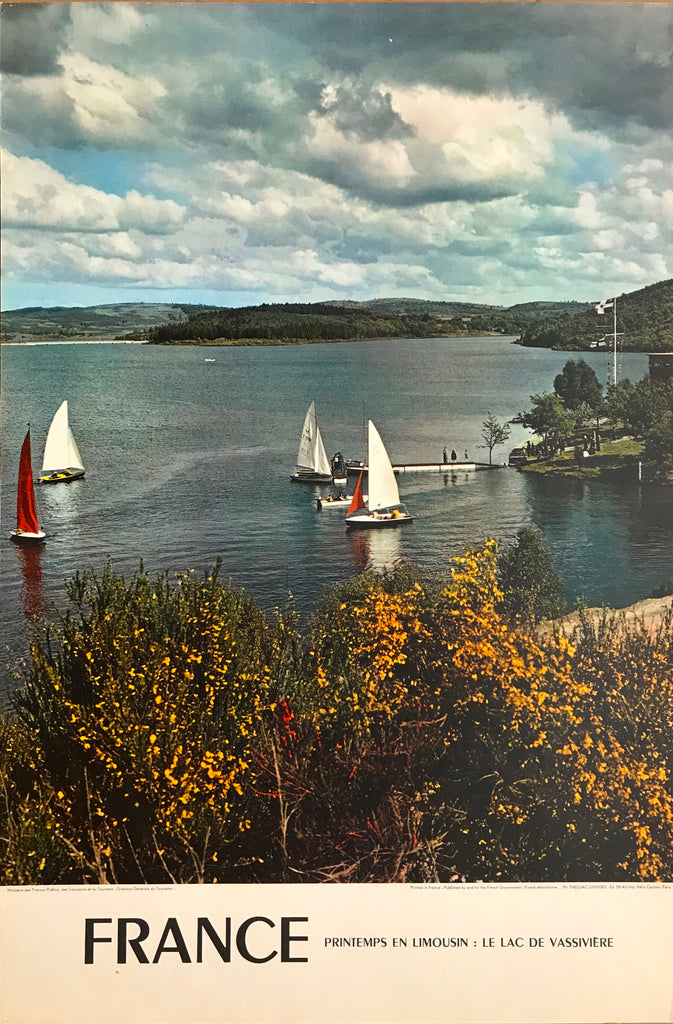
[307, 112, 417, 187]
[2, 152, 185, 235]
[58, 53, 166, 145]
[70, 3, 149, 46]
[574, 192, 607, 231]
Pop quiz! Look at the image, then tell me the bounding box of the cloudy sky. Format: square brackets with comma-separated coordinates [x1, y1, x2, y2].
[2, 1, 672, 310]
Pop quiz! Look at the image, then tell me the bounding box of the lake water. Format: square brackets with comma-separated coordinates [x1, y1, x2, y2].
[1, 336, 671, 703]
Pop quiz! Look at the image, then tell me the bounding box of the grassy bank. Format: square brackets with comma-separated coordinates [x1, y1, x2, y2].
[520, 437, 644, 479]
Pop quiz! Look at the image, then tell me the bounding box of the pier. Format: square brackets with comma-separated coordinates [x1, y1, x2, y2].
[346, 461, 504, 475]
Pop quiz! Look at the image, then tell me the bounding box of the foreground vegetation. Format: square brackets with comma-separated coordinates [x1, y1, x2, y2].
[2, 538, 672, 885]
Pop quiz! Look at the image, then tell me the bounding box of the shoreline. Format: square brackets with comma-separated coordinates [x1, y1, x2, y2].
[2, 332, 507, 349]
[2, 339, 146, 347]
[538, 593, 673, 640]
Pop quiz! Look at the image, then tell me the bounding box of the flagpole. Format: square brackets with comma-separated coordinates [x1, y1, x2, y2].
[612, 297, 618, 387]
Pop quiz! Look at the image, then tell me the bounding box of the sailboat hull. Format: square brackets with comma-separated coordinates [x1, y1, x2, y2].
[345, 510, 413, 528]
[39, 468, 85, 484]
[318, 493, 368, 509]
[290, 471, 333, 482]
[10, 529, 46, 544]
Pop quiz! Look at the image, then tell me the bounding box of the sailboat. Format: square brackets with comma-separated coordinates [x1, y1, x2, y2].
[10, 429, 46, 543]
[39, 400, 85, 484]
[345, 420, 412, 528]
[290, 400, 333, 482]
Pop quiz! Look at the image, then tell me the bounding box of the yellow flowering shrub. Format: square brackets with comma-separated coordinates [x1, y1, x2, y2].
[296, 542, 673, 881]
[6, 563, 293, 882]
[2, 547, 673, 883]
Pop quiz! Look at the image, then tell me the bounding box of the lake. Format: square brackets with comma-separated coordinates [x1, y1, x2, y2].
[1, 336, 670, 704]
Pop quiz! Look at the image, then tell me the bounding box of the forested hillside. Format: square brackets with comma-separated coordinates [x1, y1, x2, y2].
[145, 300, 532, 344]
[518, 279, 673, 352]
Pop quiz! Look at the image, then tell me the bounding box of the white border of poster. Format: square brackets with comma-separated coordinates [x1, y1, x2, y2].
[3, 2, 673, 1023]
[2, 881, 673, 1023]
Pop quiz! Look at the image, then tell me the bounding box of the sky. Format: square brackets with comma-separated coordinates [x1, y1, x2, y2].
[2, 1, 672, 310]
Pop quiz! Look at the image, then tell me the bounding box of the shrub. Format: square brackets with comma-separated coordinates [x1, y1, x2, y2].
[497, 527, 566, 623]
[2, 546, 673, 884]
[6, 562, 297, 882]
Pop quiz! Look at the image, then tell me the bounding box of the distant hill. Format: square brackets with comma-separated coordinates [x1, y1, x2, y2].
[0, 303, 215, 343]
[323, 297, 503, 316]
[2, 282, 670, 349]
[518, 280, 673, 352]
[507, 300, 590, 315]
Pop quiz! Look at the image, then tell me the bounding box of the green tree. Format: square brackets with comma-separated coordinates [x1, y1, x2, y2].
[521, 393, 574, 457]
[644, 411, 673, 475]
[569, 401, 593, 432]
[604, 379, 635, 433]
[554, 359, 603, 411]
[480, 413, 511, 464]
[497, 527, 566, 623]
[625, 378, 670, 436]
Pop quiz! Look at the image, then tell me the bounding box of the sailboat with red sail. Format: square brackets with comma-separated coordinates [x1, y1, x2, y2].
[345, 420, 412, 528]
[10, 429, 46, 543]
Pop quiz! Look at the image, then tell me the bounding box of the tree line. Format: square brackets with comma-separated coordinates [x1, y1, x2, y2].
[144, 302, 534, 345]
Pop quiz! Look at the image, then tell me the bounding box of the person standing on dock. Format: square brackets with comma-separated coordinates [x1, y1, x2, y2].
[443, 447, 448, 464]
[451, 449, 457, 462]
[464, 449, 469, 460]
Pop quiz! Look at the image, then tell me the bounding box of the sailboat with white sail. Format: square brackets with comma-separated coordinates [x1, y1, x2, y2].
[10, 429, 46, 543]
[39, 401, 85, 484]
[290, 400, 333, 482]
[345, 420, 412, 527]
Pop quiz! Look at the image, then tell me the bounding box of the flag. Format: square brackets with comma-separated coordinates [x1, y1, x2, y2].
[595, 298, 614, 314]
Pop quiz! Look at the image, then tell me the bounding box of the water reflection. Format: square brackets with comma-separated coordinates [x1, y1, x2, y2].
[442, 469, 465, 487]
[39, 476, 85, 522]
[523, 473, 673, 608]
[14, 543, 47, 620]
[349, 526, 402, 573]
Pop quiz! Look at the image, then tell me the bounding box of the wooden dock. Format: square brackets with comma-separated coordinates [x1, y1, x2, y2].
[346, 461, 503, 475]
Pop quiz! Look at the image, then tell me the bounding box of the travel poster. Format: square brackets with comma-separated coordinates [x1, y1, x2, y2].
[1, 1, 673, 1021]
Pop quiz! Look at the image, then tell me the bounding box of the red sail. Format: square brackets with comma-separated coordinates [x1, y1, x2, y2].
[16, 430, 40, 534]
[346, 469, 366, 516]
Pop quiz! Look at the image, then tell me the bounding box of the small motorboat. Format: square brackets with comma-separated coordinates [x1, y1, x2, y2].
[39, 401, 85, 484]
[345, 421, 412, 528]
[10, 429, 46, 544]
[317, 491, 368, 510]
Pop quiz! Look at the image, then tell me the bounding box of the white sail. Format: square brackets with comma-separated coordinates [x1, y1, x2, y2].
[366, 421, 400, 512]
[295, 400, 331, 475]
[42, 401, 84, 472]
[313, 425, 332, 477]
[296, 401, 317, 471]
